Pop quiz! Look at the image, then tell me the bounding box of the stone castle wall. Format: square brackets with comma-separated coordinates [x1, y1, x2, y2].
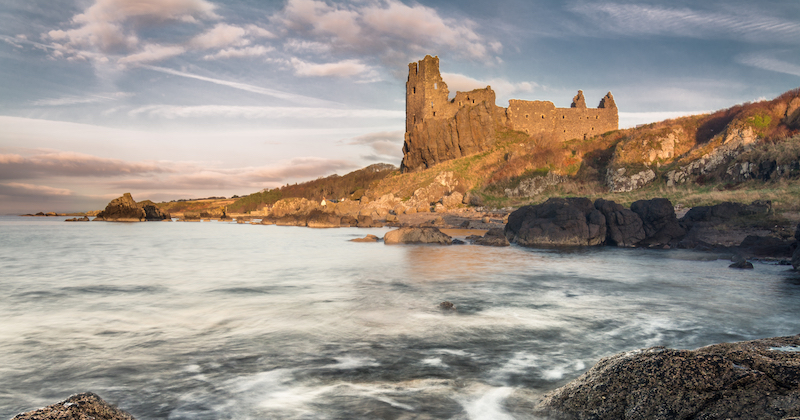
[401, 55, 618, 172]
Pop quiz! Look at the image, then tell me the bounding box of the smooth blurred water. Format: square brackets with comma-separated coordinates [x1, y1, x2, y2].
[1, 215, 799, 419]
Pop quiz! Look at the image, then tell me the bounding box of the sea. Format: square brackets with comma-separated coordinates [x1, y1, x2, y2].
[2, 215, 800, 419]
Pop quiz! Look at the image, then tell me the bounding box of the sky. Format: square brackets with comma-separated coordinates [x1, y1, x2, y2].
[1, 0, 799, 213]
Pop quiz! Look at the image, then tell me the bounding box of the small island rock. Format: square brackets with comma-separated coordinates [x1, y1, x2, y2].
[383, 227, 452, 245]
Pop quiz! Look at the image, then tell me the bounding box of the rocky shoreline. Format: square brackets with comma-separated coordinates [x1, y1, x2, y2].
[15, 334, 800, 420]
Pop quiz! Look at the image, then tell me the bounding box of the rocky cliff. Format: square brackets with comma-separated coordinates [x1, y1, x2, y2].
[607, 88, 800, 192]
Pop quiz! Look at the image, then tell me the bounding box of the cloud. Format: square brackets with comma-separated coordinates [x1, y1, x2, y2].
[273, 0, 498, 65]
[569, 3, 800, 43]
[110, 157, 357, 191]
[190, 23, 249, 49]
[0, 151, 170, 180]
[0, 182, 73, 197]
[736, 54, 800, 77]
[138, 65, 338, 105]
[30, 92, 133, 106]
[46, 0, 219, 57]
[118, 44, 186, 64]
[441, 72, 538, 101]
[203, 45, 273, 60]
[247, 157, 357, 182]
[290, 57, 378, 79]
[128, 105, 404, 119]
[347, 131, 404, 159]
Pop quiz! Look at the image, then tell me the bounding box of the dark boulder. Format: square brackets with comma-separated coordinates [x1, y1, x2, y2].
[505, 197, 606, 247]
[594, 198, 645, 247]
[737, 235, 795, 258]
[681, 200, 771, 230]
[13, 392, 136, 420]
[472, 228, 510, 247]
[630, 198, 685, 246]
[383, 227, 452, 245]
[536, 335, 800, 420]
[439, 301, 456, 310]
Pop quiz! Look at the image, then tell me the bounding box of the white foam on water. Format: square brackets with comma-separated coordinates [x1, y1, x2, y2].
[421, 357, 446, 367]
[461, 386, 516, 420]
[770, 346, 800, 352]
[489, 351, 539, 381]
[323, 356, 380, 369]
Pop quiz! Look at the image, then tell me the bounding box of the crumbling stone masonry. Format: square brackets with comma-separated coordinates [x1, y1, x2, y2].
[401, 55, 619, 172]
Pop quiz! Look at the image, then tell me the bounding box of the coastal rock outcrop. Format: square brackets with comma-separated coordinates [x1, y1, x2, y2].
[13, 392, 135, 420]
[594, 198, 646, 247]
[94, 194, 171, 222]
[536, 334, 800, 420]
[629, 198, 685, 247]
[471, 228, 510, 247]
[505, 197, 607, 246]
[383, 227, 452, 245]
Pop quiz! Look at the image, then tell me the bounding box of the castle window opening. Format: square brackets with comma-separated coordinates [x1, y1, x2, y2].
[525, 114, 529, 119]
[472, 99, 475, 104]
[433, 111, 436, 116]
[541, 115, 545, 119]
[413, 87, 416, 94]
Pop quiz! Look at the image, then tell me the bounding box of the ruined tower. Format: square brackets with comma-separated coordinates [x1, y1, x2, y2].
[401, 55, 618, 172]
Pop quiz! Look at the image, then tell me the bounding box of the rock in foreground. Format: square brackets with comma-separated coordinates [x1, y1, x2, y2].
[536, 334, 800, 420]
[383, 227, 452, 245]
[14, 392, 135, 420]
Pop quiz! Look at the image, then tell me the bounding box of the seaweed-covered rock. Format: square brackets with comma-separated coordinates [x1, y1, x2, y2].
[537, 335, 800, 420]
[14, 392, 135, 420]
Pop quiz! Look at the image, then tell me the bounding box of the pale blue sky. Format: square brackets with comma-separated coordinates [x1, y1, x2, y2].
[1, 0, 798, 213]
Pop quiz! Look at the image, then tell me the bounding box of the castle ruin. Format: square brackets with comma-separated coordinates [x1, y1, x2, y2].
[401, 55, 618, 172]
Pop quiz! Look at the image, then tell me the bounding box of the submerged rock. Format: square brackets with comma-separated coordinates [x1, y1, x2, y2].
[383, 227, 452, 245]
[350, 234, 380, 243]
[13, 392, 135, 420]
[536, 334, 800, 420]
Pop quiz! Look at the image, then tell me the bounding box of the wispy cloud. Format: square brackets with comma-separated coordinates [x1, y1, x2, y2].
[569, 3, 800, 42]
[441, 72, 537, 102]
[737, 54, 800, 77]
[203, 45, 273, 60]
[128, 104, 403, 119]
[346, 130, 404, 159]
[290, 57, 379, 80]
[30, 92, 133, 106]
[0, 151, 170, 180]
[138, 65, 338, 106]
[0, 182, 73, 197]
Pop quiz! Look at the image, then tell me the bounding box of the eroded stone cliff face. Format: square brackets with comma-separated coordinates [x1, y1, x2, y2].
[401, 101, 506, 172]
